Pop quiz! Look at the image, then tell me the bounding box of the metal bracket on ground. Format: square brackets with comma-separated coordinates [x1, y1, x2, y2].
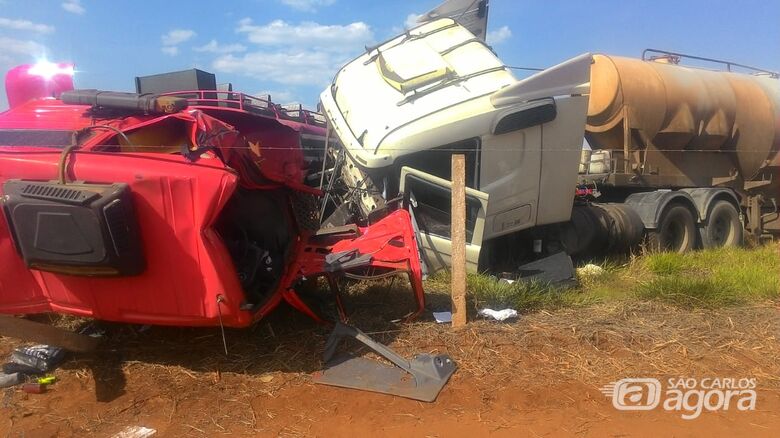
[312, 322, 457, 402]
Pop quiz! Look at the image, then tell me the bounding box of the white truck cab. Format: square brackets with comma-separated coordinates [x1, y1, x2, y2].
[319, 18, 591, 273]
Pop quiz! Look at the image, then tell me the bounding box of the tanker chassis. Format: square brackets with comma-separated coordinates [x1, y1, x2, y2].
[318, 18, 780, 275]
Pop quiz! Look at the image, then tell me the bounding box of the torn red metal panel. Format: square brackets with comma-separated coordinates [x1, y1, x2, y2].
[0, 93, 424, 328]
[278, 209, 425, 324]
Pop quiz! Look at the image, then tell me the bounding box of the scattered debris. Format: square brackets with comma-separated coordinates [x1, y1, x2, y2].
[113, 426, 157, 438]
[516, 252, 577, 286]
[0, 372, 22, 389]
[2, 362, 42, 376]
[259, 374, 274, 383]
[478, 308, 519, 321]
[433, 311, 453, 324]
[11, 345, 65, 373]
[577, 263, 606, 278]
[36, 375, 57, 385]
[313, 322, 457, 402]
[0, 345, 65, 390]
[22, 382, 46, 394]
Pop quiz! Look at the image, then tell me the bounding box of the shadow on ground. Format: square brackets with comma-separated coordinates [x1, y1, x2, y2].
[55, 278, 443, 402]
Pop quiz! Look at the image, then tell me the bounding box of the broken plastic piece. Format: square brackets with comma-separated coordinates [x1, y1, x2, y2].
[12, 345, 65, 373]
[324, 250, 373, 272]
[577, 263, 606, 278]
[112, 426, 157, 438]
[0, 372, 23, 389]
[478, 308, 519, 321]
[313, 322, 457, 402]
[433, 311, 453, 323]
[516, 251, 576, 285]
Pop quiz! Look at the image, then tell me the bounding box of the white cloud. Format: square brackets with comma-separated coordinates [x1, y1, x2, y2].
[0, 17, 55, 34]
[211, 18, 373, 89]
[280, 0, 336, 12]
[161, 29, 196, 46]
[194, 39, 246, 53]
[405, 13, 422, 29]
[256, 89, 295, 103]
[161, 29, 195, 56]
[61, 0, 85, 15]
[0, 37, 49, 111]
[213, 50, 341, 86]
[237, 19, 372, 51]
[486, 26, 512, 45]
[0, 36, 47, 57]
[161, 46, 179, 56]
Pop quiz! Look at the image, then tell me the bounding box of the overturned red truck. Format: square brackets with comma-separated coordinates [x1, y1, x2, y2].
[0, 64, 425, 328]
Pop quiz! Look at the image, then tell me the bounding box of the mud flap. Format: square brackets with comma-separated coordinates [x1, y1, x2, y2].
[312, 323, 456, 402]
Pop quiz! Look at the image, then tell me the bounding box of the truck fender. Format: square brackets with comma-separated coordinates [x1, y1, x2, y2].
[678, 188, 741, 223]
[624, 190, 699, 229]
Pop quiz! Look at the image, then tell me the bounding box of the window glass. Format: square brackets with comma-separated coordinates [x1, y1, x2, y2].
[404, 174, 481, 241]
[394, 138, 480, 189]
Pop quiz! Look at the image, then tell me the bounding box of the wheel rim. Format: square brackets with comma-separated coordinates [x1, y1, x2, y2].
[708, 208, 737, 247]
[710, 215, 730, 246]
[664, 220, 687, 251]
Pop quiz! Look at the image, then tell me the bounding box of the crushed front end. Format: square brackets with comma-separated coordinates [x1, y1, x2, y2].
[0, 89, 425, 328]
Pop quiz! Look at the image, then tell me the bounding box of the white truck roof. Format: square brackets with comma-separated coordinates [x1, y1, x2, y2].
[320, 18, 516, 168]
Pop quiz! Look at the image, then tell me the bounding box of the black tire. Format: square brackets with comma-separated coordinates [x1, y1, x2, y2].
[701, 200, 743, 249]
[647, 205, 697, 253]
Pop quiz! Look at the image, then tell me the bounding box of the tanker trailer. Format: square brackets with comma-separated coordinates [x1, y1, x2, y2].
[319, 17, 779, 276]
[582, 51, 780, 251]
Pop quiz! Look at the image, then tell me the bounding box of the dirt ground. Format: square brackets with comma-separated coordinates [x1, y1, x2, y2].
[1, 298, 779, 437]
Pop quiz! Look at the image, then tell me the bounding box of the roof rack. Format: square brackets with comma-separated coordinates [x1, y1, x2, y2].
[279, 103, 326, 127]
[642, 49, 779, 78]
[160, 90, 326, 127]
[161, 90, 276, 115]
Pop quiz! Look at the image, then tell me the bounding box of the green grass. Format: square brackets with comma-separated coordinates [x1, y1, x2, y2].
[427, 271, 601, 313]
[636, 245, 780, 308]
[430, 244, 780, 312]
[466, 274, 587, 311]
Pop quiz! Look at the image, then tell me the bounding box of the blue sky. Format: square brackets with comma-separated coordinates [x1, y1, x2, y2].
[1, 0, 779, 111]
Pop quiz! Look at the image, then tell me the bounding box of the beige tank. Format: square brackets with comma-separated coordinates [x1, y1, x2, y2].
[586, 54, 780, 183]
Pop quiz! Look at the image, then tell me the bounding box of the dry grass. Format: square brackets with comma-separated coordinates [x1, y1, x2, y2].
[2, 301, 779, 436]
[395, 301, 780, 388]
[1, 245, 778, 436]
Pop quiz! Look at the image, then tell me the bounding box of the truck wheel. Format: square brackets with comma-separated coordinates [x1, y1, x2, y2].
[701, 201, 742, 249]
[647, 205, 696, 253]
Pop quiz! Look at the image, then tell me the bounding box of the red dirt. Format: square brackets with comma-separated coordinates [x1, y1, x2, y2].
[1, 302, 779, 437]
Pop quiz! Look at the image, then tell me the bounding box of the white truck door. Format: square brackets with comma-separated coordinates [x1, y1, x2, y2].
[400, 166, 489, 273]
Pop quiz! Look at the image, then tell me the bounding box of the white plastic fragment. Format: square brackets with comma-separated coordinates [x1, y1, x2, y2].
[576, 263, 605, 278]
[0, 372, 23, 389]
[432, 311, 453, 323]
[112, 426, 156, 438]
[478, 308, 519, 321]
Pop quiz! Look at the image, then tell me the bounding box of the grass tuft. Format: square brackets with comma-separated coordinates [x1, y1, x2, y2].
[635, 244, 780, 308]
[429, 243, 780, 313]
[636, 277, 743, 308]
[468, 275, 571, 312]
